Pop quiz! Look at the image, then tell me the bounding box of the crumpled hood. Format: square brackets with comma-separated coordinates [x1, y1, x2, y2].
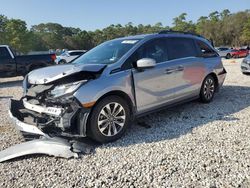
[28, 64, 106, 85]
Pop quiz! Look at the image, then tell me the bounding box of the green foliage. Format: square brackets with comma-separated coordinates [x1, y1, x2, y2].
[196, 10, 250, 46]
[241, 17, 250, 44]
[0, 15, 8, 44]
[172, 13, 196, 32]
[1, 10, 250, 53]
[4, 19, 30, 53]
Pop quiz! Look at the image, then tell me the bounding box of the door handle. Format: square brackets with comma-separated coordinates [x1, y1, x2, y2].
[177, 66, 184, 71]
[165, 68, 176, 74]
[165, 66, 184, 74]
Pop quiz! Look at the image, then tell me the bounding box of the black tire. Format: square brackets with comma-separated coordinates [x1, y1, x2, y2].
[200, 75, 216, 103]
[226, 53, 231, 59]
[88, 96, 131, 143]
[59, 60, 67, 64]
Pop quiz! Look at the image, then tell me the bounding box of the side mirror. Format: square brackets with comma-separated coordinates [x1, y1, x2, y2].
[136, 58, 156, 69]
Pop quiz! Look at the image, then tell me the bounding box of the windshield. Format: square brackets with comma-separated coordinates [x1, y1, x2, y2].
[73, 39, 140, 65]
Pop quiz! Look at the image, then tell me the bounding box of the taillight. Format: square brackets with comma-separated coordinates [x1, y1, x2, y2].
[50, 54, 56, 61]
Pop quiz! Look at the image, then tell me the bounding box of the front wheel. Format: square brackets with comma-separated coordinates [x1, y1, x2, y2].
[88, 96, 131, 143]
[200, 75, 216, 103]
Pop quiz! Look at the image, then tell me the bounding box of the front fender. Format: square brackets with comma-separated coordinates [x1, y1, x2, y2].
[74, 70, 135, 107]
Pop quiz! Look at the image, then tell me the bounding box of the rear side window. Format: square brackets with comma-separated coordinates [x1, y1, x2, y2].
[0, 47, 11, 58]
[196, 40, 218, 58]
[166, 38, 197, 60]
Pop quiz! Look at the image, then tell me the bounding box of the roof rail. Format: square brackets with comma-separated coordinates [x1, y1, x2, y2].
[159, 30, 205, 39]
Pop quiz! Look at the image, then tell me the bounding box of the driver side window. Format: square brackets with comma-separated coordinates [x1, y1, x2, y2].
[123, 38, 168, 69]
[137, 39, 168, 64]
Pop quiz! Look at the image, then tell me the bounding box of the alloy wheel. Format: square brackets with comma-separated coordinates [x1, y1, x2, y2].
[97, 102, 126, 137]
[203, 78, 215, 100]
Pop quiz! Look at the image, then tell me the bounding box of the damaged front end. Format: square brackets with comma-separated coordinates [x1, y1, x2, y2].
[10, 64, 107, 138]
[2, 64, 106, 162]
[9, 95, 88, 138]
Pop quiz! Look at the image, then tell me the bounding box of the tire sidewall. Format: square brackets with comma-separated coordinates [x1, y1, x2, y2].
[226, 53, 231, 59]
[200, 75, 216, 103]
[88, 96, 131, 143]
[59, 60, 67, 64]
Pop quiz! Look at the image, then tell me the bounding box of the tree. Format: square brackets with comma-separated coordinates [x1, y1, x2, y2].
[4, 19, 30, 52]
[31, 23, 68, 49]
[0, 15, 8, 44]
[220, 9, 231, 19]
[1, 10, 250, 53]
[241, 18, 250, 45]
[172, 13, 196, 32]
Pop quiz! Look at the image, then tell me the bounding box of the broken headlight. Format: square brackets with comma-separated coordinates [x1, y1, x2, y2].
[51, 80, 88, 98]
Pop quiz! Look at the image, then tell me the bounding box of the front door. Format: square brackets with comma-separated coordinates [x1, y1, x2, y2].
[130, 38, 178, 113]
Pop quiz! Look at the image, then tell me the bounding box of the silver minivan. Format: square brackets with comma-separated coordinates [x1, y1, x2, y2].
[10, 31, 227, 143]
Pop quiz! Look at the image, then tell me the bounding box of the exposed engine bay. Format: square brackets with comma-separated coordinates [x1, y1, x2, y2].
[18, 64, 106, 137]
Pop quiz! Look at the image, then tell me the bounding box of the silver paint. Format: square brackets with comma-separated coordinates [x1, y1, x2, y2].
[0, 137, 78, 163]
[241, 55, 250, 73]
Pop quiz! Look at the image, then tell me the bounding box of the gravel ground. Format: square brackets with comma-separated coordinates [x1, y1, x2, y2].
[0, 59, 249, 188]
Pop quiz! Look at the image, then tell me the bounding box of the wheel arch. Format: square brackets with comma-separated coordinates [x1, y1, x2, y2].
[94, 90, 136, 117]
[85, 90, 135, 141]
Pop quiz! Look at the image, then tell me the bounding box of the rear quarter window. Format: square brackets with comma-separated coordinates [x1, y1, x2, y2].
[196, 40, 218, 58]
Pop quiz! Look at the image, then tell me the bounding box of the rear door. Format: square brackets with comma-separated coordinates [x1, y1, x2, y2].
[0, 47, 16, 77]
[165, 37, 206, 100]
[130, 38, 179, 113]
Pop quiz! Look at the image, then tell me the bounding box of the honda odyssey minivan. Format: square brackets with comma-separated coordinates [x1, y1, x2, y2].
[10, 31, 227, 143]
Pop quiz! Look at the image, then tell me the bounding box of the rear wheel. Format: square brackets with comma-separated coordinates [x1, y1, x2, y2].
[200, 75, 216, 103]
[88, 96, 131, 143]
[59, 60, 67, 64]
[226, 53, 231, 59]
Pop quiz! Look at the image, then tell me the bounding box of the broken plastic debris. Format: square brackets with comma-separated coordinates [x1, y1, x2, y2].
[0, 137, 93, 162]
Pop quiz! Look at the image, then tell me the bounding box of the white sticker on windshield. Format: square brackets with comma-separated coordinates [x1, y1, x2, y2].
[122, 40, 138, 44]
